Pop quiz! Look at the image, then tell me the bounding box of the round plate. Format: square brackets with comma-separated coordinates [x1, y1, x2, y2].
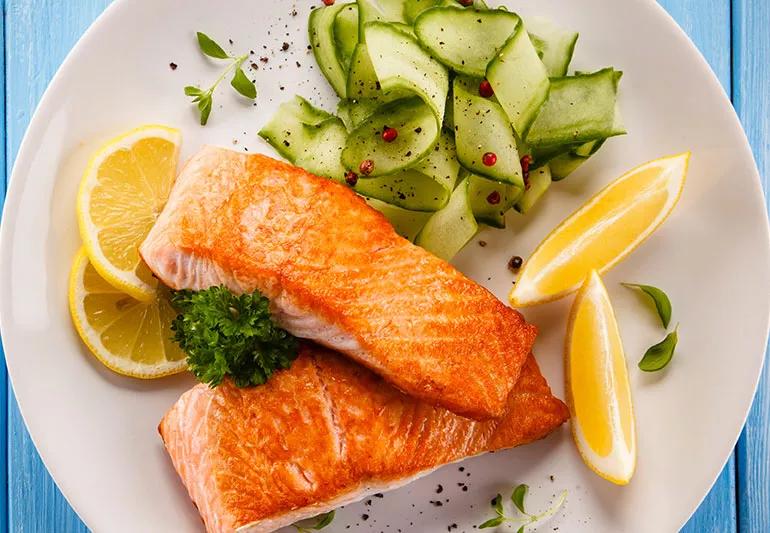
[1, 1, 768, 532]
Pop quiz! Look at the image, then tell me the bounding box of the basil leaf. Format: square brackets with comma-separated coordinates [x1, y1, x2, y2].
[511, 484, 528, 514]
[231, 67, 257, 99]
[479, 517, 504, 529]
[516, 527, 526, 533]
[197, 96, 213, 126]
[622, 283, 672, 328]
[639, 327, 678, 372]
[491, 493, 504, 516]
[197, 32, 230, 59]
[312, 511, 335, 529]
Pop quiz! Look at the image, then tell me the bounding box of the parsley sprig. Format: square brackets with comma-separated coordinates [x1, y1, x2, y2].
[294, 510, 336, 532]
[185, 32, 257, 125]
[170, 287, 298, 388]
[480, 484, 567, 531]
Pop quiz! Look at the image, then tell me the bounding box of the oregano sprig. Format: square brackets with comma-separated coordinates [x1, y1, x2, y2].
[185, 32, 257, 125]
[479, 484, 567, 531]
[294, 510, 336, 532]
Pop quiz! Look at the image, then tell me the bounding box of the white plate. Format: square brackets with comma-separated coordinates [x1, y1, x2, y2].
[1, 0, 768, 531]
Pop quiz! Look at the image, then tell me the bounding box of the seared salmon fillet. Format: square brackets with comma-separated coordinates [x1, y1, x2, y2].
[141, 147, 537, 419]
[159, 345, 568, 533]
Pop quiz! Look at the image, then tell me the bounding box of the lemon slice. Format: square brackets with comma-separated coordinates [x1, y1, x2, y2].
[566, 271, 636, 485]
[77, 125, 181, 301]
[510, 153, 690, 307]
[69, 248, 187, 379]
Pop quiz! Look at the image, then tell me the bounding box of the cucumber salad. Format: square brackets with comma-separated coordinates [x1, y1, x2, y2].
[259, 0, 625, 261]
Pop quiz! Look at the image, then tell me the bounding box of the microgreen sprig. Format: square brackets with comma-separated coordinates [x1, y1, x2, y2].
[294, 510, 336, 532]
[185, 32, 257, 125]
[479, 485, 567, 531]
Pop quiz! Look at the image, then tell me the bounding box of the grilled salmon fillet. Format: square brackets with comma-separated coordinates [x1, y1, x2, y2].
[141, 147, 537, 420]
[159, 345, 568, 533]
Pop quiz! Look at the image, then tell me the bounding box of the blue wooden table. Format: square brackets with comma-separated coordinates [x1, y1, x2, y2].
[1, 1, 768, 531]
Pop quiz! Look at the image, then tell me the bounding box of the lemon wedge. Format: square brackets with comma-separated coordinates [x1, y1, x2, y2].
[510, 153, 689, 307]
[566, 270, 636, 485]
[69, 248, 187, 379]
[77, 125, 181, 301]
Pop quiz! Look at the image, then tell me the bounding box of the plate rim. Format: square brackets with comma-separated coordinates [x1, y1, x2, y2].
[0, 0, 768, 530]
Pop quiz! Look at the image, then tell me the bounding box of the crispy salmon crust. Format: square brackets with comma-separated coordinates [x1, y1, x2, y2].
[141, 147, 537, 420]
[159, 345, 568, 533]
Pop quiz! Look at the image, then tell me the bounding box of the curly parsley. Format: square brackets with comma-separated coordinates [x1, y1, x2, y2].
[170, 287, 299, 388]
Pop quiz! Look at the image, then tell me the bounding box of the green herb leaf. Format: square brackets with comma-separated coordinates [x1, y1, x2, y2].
[511, 484, 529, 514]
[197, 95, 213, 125]
[516, 527, 525, 533]
[184, 85, 204, 98]
[196, 31, 230, 59]
[231, 67, 257, 99]
[479, 517, 504, 529]
[622, 283, 672, 328]
[491, 494, 503, 516]
[639, 326, 679, 372]
[311, 511, 335, 530]
[171, 286, 299, 387]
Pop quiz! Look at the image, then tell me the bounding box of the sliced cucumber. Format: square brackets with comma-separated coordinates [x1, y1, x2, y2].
[343, 23, 449, 174]
[549, 139, 606, 180]
[468, 173, 522, 228]
[310, 3, 350, 98]
[357, 0, 407, 41]
[414, 7, 520, 78]
[526, 68, 625, 147]
[515, 164, 552, 213]
[342, 96, 439, 176]
[524, 16, 578, 77]
[346, 44, 383, 99]
[259, 96, 347, 182]
[334, 4, 360, 69]
[364, 197, 432, 241]
[365, 22, 449, 121]
[337, 97, 381, 130]
[486, 23, 550, 138]
[573, 138, 604, 157]
[531, 142, 579, 167]
[453, 77, 523, 187]
[355, 168, 450, 210]
[416, 177, 478, 261]
[404, 0, 439, 23]
[414, 129, 461, 192]
[549, 152, 587, 181]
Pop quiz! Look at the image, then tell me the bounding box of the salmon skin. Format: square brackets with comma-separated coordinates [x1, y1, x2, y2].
[159, 344, 568, 533]
[141, 147, 537, 420]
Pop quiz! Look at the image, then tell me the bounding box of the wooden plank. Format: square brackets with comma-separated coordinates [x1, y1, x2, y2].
[733, 0, 770, 531]
[0, 0, 8, 528]
[4, 2, 111, 531]
[653, 1, 738, 531]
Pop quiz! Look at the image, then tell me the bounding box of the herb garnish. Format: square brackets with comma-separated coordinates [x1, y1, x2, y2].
[294, 510, 336, 532]
[479, 484, 567, 531]
[185, 32, 257, 125]
[622, 283, 672, 328]
[170, 286, 298, 387]
[639, 326, 679, 372]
